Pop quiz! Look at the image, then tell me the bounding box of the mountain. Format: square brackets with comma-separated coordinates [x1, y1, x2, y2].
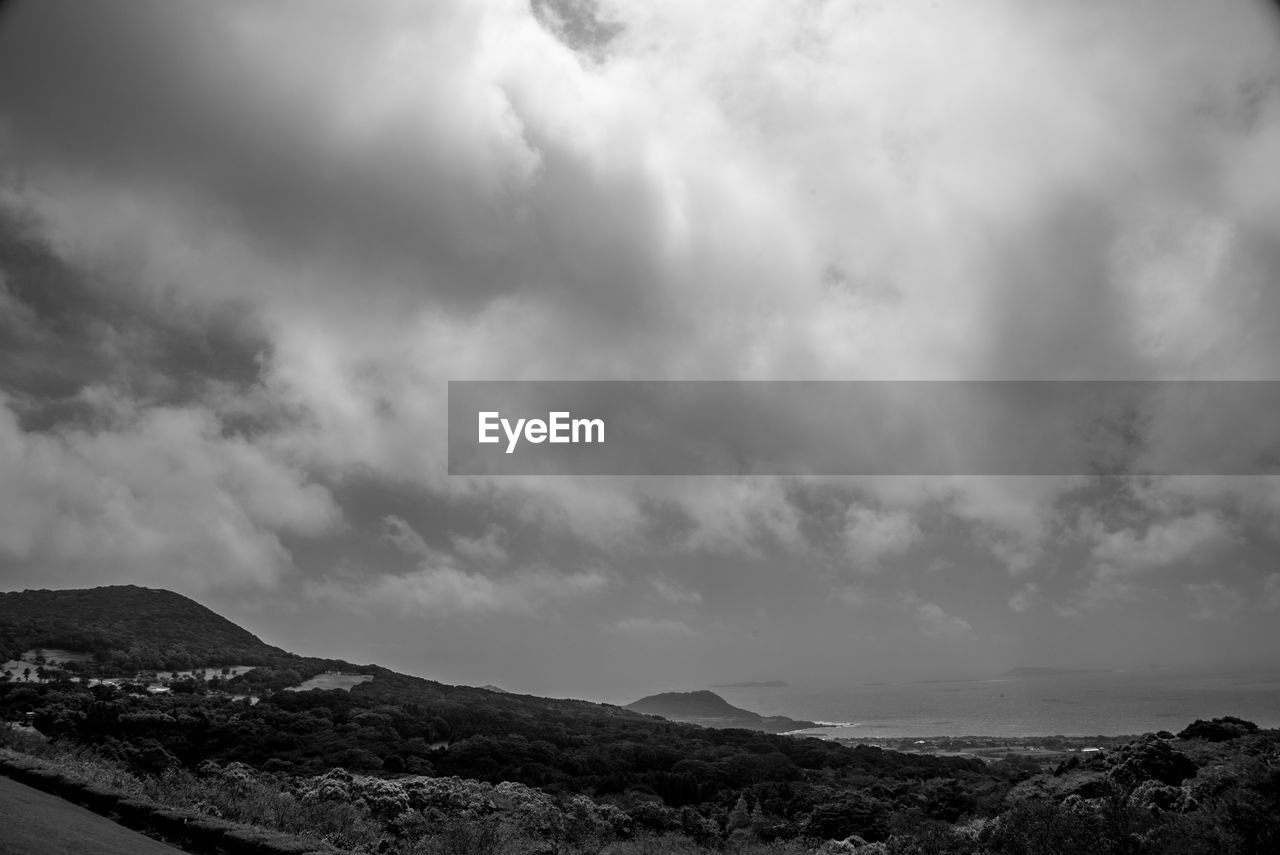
[0, 585, 289, 671]
[626, 689, 818, 733]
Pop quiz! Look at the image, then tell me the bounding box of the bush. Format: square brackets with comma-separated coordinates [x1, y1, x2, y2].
[415, 817, 523, 855]
[1177, 718, 1260, 743]
[605, 832, 708, 855]
[806, 794, 890, 843]
[981, 799, 1104, 855]
[1108, 736, 1197, 789]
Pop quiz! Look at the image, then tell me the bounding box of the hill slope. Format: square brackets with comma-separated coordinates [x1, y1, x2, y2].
[628, 689, 755, 718]
[627, 689, 818, 733]
[0, 585, 288, 671]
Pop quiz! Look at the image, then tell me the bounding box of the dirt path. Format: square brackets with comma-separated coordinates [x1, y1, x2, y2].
[0, 775, 191, 855]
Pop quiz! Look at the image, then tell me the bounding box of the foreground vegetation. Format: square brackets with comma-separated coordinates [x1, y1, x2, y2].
[3, 695, 1278, 854]
[1, 586, 1277, 853]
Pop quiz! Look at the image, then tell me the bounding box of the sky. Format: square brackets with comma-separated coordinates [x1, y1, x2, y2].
[2, 0, 1280, 704]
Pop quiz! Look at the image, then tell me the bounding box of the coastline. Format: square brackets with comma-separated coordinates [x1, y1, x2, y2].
[713, 666, 1280, 742]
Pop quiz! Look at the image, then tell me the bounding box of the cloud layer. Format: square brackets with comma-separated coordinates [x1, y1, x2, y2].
[2, 0, 1280, 691]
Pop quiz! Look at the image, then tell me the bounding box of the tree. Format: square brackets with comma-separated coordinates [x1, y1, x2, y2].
[727, 795, 751, 832]
[806, 794, 890, 842]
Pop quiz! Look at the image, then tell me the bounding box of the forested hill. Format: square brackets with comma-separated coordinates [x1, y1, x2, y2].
[629, 690, 753, 718]
[626, 690, 819, 733]
[0, 585, 289, 671]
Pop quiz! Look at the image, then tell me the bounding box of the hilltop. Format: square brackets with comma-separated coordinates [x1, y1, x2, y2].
[0, 586, 289, 673]
[627, 689, 818, 733]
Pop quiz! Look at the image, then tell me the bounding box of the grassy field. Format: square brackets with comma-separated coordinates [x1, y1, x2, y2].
[3, 648, 96, 677]
[285, 673, 373, 692]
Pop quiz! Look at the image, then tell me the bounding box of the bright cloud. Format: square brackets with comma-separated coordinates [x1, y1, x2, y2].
[1090, 510, 1234, 574]
[313, 562, 609, 618]
[915, 602, 974, 640]
[2, 0, 1280, 687]
[843, 506, 922, 572]
[0, 391, 340, 592]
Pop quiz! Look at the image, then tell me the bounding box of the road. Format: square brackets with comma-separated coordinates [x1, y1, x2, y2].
[0, 774, 191, 855]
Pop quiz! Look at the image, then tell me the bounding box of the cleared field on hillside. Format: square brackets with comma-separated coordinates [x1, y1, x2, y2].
[286, 673, 373, 692]
[3, 649, 96, 676]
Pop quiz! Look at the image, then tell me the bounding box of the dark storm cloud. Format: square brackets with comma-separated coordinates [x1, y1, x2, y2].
[0, 198, 338, 594]
[0, 0, 675, 331]
[531, 0, 624, 59]
[1, 2, 495, 303]
[0, 207, 266, 427]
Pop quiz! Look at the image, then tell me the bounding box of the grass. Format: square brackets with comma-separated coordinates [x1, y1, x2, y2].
[3, 648, 95, 677]
[1, 727, 149, 798]
[287, 673, 374, 692]
[0, 774, 190, 855]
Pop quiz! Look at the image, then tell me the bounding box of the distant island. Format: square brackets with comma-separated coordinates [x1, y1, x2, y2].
[710, 680, 790, 688]
[997, 667, 1108, 678]
[626, 689, 817, 733]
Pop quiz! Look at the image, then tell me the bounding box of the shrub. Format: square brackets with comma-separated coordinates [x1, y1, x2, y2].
[1177, 718, 1260, 743]
[806, 794, 890, 843]
[415, 816, 524, 855]
[1108, 736, 1197, 789]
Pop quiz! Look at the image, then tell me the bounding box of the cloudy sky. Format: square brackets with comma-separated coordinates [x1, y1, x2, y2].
[2, 0, 1280, 703]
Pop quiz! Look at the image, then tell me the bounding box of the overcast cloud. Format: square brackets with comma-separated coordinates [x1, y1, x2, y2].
[2, 0, 1280, 699]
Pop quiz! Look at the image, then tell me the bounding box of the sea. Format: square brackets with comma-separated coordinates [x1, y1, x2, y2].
[709, 667, 1280, 739]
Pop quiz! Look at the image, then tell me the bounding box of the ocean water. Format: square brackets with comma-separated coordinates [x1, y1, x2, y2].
[712, 668, 1280, 739]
